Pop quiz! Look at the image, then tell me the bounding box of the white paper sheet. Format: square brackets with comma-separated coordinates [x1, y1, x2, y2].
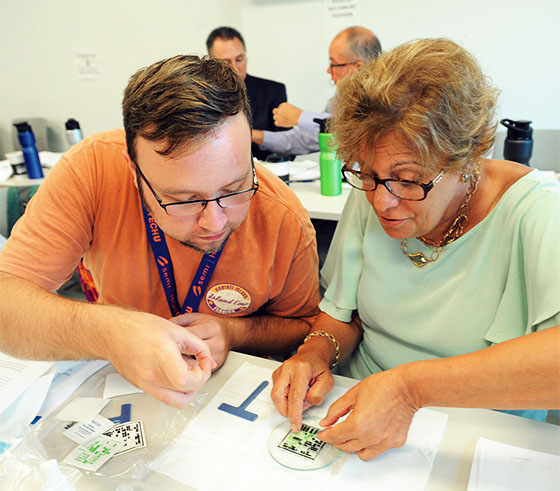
[467, 437, 560, 491]
[0, 160, 11, 181]
[0, 365, 56, 442]
[0, 351, 54, 414]
[55, 397, 110, 423]
[38, 151, 64, 168]
[153, 362, 448, 491]
[38, 359, 108, 419]
[289, 160, 321, 181]
[103, 373, 143, 398]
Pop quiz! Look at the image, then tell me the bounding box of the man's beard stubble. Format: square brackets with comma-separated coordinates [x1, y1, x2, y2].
[137, 177, 230, 254]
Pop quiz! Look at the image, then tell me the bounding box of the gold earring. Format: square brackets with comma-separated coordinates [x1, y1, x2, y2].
[460, 172, 470, 183]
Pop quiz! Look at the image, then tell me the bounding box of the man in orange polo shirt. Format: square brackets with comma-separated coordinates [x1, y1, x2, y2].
[0, 55, 320, 408]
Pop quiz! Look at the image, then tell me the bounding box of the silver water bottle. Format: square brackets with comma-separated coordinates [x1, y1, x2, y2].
[65, 119, 84, 147]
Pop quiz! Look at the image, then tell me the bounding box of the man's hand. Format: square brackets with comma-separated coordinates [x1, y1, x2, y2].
[106, 312, 216, 409]
[317, 368, 419, 461]
[271, 351, 334, 432]
[273, 103, 303, 128]
[171, 312, 233, 369]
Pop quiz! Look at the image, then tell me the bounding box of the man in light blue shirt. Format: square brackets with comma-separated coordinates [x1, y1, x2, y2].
[251, 26, 381, 156]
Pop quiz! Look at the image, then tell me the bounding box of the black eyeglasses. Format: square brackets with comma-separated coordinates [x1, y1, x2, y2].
[136, 160, 259, 216]
[329, 61, 359, 69]
[342, 163, 445, 201]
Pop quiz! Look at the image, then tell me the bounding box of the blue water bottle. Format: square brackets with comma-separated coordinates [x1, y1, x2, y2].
[14, 122, 44, 179]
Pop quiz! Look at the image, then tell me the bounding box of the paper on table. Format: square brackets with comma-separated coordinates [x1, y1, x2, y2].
[38, 359, 108, 419]
[153, 362, 448, 491]
[63, 415, 115, 444]
[289, 160, 321, 181]
[56, 397, 110, 423]
[0, 160, 11, 181]
[38, 151, 64, 168]
[467, 437, 560, 491]
[0, 365, 56, 443]
[63, 436, 124, 471]
[103, 373, 143, 398]
[0, 351, 55, 414]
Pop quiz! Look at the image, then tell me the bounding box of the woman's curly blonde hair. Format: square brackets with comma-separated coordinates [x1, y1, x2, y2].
[330, 38, 500, 174]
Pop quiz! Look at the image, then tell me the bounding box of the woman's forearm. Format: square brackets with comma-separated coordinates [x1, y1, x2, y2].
[402, 326, 560, 411]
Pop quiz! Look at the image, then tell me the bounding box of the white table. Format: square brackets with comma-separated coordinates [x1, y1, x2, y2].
[52, 352, 559, 490]
[0, 175, 46, 188]
[290, 180, 350, 221]
[287, 154, 350, 221]
[0, 151, 62, 188]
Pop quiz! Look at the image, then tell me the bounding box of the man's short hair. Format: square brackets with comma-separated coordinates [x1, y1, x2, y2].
[122, 55, 251, 164]
[345, 26, 382, 61]
[206, 26, 246, 53]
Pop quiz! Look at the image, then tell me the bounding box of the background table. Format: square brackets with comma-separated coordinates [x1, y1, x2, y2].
[287, 153, 349, 222]
[290, 180, 350, 221]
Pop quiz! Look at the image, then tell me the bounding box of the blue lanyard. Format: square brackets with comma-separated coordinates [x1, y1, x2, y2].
[141, 205, 223, 316]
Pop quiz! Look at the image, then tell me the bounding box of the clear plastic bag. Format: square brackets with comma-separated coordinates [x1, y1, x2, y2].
[25, 373, 208, 488]
[0, 424, 81, 490]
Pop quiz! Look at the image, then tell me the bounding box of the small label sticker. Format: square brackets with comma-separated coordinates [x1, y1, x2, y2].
[63, 415, 115, 444]
[206, 283, 251, 315]
[63, 436, 124, 471]
[103, 420, 146, 456]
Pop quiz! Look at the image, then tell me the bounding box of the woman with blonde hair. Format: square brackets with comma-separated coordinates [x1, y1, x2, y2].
[271, 38, 560, 461]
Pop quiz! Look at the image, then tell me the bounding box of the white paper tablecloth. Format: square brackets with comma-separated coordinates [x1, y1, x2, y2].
[153, 362, 448, 491]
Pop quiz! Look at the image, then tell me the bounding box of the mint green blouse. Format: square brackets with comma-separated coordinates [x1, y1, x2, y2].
[320, 170, 560, 420]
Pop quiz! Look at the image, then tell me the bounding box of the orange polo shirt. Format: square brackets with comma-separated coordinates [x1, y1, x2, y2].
[0, 130, 320, 322]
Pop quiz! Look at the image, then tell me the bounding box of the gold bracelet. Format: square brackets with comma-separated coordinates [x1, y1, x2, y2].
[303, 330, 340, 368]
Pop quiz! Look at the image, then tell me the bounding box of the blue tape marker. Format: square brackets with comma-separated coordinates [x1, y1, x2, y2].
[218, 380, 269, 422]
[108, 403, 132, 424]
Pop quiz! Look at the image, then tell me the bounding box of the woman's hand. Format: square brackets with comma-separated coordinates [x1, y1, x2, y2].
[271, 313, 363, 431]
[271, 350, 335, 432]
[317, 368, 419, 461]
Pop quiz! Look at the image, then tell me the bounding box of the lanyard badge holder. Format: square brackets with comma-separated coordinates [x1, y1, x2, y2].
[141, 205, 224, 316]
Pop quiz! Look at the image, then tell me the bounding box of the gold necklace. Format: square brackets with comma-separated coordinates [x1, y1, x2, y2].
[400, 163, 481, 268]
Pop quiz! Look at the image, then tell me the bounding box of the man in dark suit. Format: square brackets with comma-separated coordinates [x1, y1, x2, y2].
[206, 26, 290, 161]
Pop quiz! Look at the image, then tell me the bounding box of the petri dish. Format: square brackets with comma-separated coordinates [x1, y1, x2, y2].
[268, 417, 342, 470]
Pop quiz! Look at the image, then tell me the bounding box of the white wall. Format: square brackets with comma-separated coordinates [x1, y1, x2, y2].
[241, 0, 560, 169]
[1, 0, 559, 167]
[0, 0, 242, 153]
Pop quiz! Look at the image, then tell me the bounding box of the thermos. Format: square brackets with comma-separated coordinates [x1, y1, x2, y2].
[314, 118, 342, 196]
[65, 118, 84, 147]
[13, 122, 44, 179]
[500, 119, 533, 166]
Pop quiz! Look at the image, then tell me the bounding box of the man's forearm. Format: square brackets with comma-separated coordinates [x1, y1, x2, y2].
[401, 326, 560, 411]
[225, 314, 313, 357]
[0, 273, 121, 360]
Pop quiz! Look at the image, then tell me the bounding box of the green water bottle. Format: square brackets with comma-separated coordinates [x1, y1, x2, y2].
[314, 118, 342, 196]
